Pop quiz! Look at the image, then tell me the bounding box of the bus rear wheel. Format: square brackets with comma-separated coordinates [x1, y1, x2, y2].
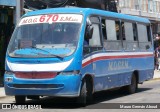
[15, 95, 26, 103]
[126, 74, 137, 94]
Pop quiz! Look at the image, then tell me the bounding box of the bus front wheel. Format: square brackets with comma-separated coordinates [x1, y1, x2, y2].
[77, 79, 87, 106]
[15, 95, 26, 103]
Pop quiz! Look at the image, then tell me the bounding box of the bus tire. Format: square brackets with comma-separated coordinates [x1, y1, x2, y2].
[86, 80, 93, 104]
[77, 79, 87, 106]
[126, 74, 137, 94]
[15, 95, 26, 104]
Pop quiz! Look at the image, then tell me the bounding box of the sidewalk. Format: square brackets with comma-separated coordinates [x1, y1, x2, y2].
[0, 87, 5, 98]
[0, 75, 5, 98]
[153, 70, 160, 79]
[0, 71, 160, 98]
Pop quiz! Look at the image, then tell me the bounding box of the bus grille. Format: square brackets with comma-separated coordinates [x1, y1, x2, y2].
[14, 72, 57, 79]
[13, 84, 63, 89]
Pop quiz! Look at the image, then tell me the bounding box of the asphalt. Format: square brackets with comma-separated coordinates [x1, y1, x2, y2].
[0, 71, 160, 98]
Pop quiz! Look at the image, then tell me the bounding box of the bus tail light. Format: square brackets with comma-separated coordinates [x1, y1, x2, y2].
[15, 72, 57, 79]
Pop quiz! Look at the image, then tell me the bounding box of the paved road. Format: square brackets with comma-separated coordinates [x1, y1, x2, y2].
[0, 79, 160, 112]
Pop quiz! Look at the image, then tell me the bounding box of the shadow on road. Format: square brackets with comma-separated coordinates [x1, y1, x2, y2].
[21, 87, 152, 109]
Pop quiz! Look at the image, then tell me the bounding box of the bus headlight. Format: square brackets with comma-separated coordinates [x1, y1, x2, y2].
[5, 77, 13, 82]
[5, 71, 14, 82]
[5, 71, 14, 75]
[61, 70, 80, 75]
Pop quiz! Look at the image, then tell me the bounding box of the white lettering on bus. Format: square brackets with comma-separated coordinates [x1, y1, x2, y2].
[108, 60, 129, 71]
[60, 17, 78, 22]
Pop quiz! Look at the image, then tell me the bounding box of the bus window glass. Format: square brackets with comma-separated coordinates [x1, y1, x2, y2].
[123, 22, 139, 51]
[121, 22, 125, 40]
[104, 19, 122, 50]
[133, 23, 138, 41]
[89, 24, 101, 46]
[83, 17, 102, 55]
[137, 24, 151, 50]
[116, 21, 120, 40]
[124, 22, 134, 41]
[101, 19, 107, 40]
[105, 20, 117, 40]
[138, 24, 148, 42]
[147, 25, 151, 42]
[7, 14, 82, 58]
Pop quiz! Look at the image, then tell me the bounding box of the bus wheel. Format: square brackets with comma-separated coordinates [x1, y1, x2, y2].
[15, 95, 26, 103]
[86, 79, 93, 104]
[77, 79, 87, 106]
[126, 75, 137, 94]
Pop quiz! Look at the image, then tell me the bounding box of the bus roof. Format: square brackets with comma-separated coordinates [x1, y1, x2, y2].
[23, 7, 150, 24]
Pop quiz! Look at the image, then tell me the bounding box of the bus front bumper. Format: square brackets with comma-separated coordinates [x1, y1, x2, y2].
[4, 74, 82, 97]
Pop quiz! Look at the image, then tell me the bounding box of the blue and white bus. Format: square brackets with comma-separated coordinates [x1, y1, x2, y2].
[4, 8, 154, 105]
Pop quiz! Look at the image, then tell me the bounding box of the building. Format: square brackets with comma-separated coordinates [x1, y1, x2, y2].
[0, 0, 23, 76]
[117, 0, 160, 36]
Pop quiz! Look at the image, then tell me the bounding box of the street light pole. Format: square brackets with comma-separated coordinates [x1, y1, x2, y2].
[16, 0, 20, 24]
[139, 0, 142, 16]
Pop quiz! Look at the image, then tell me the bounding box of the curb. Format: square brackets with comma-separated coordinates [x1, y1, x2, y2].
[152, 77, 160, 80]
[0, 96, 6, 99]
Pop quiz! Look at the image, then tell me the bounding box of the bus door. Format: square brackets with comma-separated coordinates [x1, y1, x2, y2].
[84, 17, 104, 91]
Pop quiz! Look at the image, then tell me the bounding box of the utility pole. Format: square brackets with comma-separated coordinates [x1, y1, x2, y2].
[16, 0, 24, 24]
[139, 0, 142, 16]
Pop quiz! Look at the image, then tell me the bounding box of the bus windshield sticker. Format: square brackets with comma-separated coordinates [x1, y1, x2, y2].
[19, 14, 83, 26]
[19, 40, 33, 48]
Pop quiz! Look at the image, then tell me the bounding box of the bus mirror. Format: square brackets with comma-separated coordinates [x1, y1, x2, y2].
[85, 19, 93, 39]
[86, 25, 93, 39]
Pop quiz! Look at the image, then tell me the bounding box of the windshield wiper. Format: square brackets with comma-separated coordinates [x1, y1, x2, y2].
[30, 46, 63, 59]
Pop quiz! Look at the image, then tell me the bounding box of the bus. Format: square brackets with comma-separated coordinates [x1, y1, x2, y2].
[4, 7, 154, 105]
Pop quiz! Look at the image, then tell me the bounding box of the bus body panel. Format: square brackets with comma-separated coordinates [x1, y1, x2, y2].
[82, 52, 154, 92]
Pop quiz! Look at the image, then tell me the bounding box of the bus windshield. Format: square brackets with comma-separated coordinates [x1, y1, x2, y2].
[7, 14, 82, 58]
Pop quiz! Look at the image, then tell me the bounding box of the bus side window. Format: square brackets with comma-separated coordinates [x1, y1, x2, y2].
[101, 19, 107, 49]
[121, 22, 125, 40]
[147, 25, 152, 42]
[83, 17, 102, 55]
[122, 22, 139, 51]
[89, 23, 101, 47]
[101, 19, 107, 40]
[133, 23, 138, 41]
[116, 21, 120, 40]
[137, 24, 151, 50]
[104, 19, 122, 50]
